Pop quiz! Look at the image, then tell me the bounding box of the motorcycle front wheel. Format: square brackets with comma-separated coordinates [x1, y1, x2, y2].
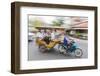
[74, 48, 83, 57]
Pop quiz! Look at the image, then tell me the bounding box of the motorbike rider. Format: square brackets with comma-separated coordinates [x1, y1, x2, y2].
[60, 30, 71, 47]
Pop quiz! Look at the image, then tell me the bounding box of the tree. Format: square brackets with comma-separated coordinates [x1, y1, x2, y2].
[52, 17, 65, 26]
[29, 17, 43, 27]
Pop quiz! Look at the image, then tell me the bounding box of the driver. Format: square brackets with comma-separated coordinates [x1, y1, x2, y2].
[60, 30, 71, 47]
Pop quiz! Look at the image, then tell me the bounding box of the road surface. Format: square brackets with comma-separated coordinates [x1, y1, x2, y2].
[28, 37, 88, 61]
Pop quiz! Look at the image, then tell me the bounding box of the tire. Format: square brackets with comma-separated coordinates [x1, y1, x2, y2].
[74, 48, 83, 57]
[39, 45, 46, 53]
[58, 44, 66, 54]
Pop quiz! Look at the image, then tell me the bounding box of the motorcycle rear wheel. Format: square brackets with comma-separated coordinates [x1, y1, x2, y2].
[58, 44, 67, 55]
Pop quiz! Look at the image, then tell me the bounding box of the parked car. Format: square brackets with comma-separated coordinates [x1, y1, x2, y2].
[28, 32, 35, 42]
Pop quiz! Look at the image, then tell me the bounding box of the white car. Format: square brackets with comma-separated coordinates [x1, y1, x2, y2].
[28, 32, 35, 42]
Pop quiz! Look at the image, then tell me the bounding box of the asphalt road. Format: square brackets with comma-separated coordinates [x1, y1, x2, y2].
[28, 37, 88, 61]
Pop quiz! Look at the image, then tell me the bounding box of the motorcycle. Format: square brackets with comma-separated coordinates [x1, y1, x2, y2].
[58, 39, 83, 57]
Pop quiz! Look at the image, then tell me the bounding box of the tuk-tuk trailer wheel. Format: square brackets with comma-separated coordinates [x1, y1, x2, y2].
[39, 45, 47, 53]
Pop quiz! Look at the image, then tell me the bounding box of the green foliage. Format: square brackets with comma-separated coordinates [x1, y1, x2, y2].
[52, 17, 65, 26]
[76, 31, 81, 36]
[29, 17, 43, 27]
